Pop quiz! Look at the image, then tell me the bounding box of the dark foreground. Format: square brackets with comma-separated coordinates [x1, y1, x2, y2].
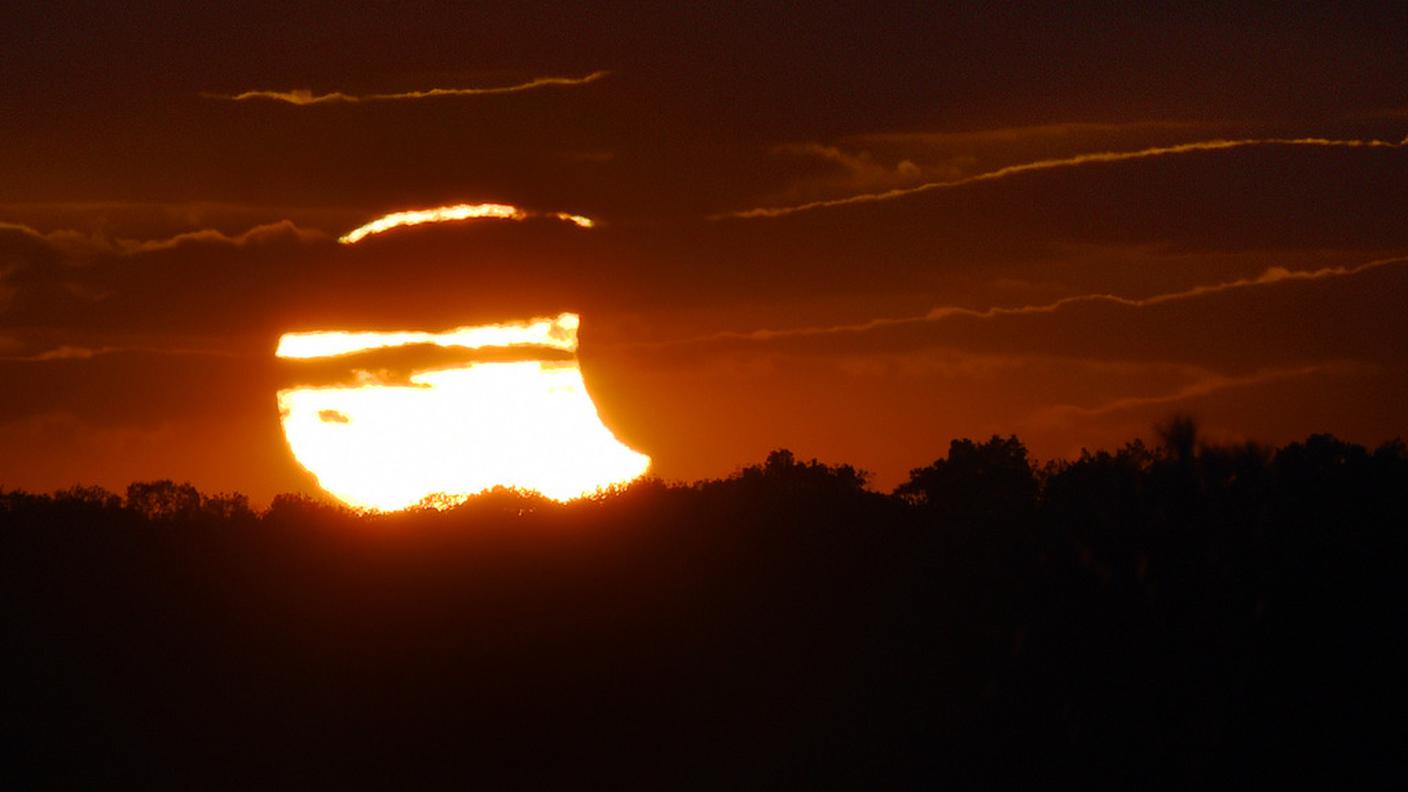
[4, 426, 1406, 787]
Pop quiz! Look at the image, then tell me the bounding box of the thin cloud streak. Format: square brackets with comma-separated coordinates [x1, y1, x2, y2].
[723, 136, 1408, 219]
[1, 345, 239, 363]
[852, 120, 1207, 146]
[1033, 364, 1341, 420]
[0, 219, 327, 255]
[121, 221, 329, 253]
[205, 71, 610, 105]
[661, 255, 1408, 347]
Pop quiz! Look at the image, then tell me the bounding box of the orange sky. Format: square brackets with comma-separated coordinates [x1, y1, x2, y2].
[2, 4, 1407, 502]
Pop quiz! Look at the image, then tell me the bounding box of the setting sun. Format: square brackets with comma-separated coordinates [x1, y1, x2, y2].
[8, 7, 1408, 784]
[276, 313, 649, 510]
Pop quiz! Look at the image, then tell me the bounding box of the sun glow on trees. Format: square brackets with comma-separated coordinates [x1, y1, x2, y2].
[276, 313, 650, 511]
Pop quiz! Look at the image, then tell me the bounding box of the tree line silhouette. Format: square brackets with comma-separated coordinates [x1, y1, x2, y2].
[4, 417, 1405, 787]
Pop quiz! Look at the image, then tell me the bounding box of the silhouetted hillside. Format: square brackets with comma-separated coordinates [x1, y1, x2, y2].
[4, 422, 1406, 787]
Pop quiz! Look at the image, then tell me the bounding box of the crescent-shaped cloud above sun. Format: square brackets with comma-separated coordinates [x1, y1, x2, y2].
[337, 203, 594, 244]
[277, 313, 649, 511]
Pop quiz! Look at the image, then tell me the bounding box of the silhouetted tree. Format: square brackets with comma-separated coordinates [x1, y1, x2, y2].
[896, 435, 1037, 526]
[739, 449, 871, 496]
[55, 484, 122, 511]
[4, 422, 1406, 788]
[200, 491, 255, 522]
[1155, 413, 1199, 465]
[262, 491, 349, 528]
[124, 480, 201, 521]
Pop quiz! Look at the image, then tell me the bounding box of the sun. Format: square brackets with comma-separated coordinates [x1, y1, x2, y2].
[276, 313, 650, 511]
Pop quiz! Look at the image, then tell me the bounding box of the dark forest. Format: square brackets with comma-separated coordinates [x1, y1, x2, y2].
[5, 419, 1405, 787]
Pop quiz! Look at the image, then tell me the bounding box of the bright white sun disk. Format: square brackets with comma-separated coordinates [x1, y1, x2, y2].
[276, 313, 648, 511]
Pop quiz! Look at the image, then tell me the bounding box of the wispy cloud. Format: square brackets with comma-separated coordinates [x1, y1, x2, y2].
[761, 142, 970, 202]
[204, 70, 610, 106]
[722, 135, 1407, 219]
[0, 218, 327, 256]
[0, 344, 237, 363]
[658, 255, 1408, 346]
[851, 120, 1206, 147]
[1032, 364, 1339, 419]
[119, 221, 329, 253]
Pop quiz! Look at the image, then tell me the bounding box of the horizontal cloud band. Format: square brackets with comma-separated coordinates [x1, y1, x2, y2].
[725, 135, 1408, 219]
[204, 71, 609, 105]
[656, 255, 1408, 347]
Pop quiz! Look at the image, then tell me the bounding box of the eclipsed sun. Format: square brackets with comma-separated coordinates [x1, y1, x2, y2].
[276, 312, 650, 511]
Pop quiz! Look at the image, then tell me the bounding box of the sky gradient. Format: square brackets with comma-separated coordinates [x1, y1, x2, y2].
[2, 3, 1406, 501]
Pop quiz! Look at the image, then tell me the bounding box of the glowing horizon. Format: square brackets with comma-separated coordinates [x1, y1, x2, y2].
[276, 314, 649, 511]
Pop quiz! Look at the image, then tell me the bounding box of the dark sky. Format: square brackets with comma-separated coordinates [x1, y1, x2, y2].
[2, 3, 1407, 501]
